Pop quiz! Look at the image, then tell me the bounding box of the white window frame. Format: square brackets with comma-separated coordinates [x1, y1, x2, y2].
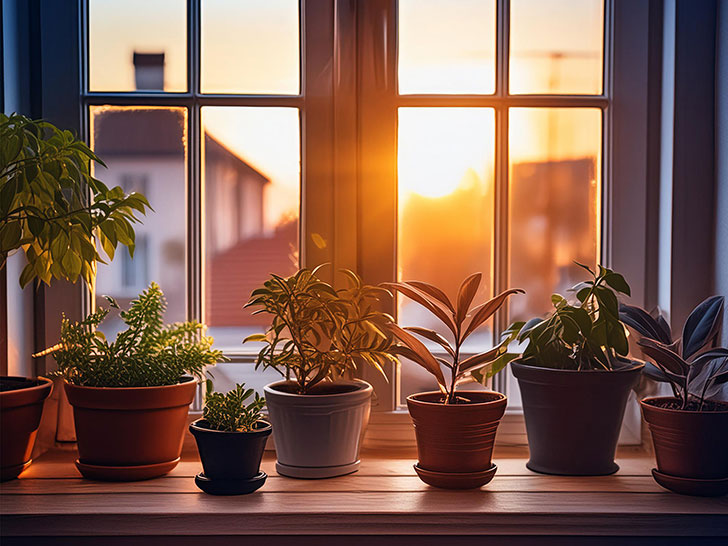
[69, 0, 656, 447]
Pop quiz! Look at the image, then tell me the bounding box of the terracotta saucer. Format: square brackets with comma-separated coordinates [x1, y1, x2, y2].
[195, 471, 267, 495]
[652, 468, 728, 497]
[75, 458, 180, 481]
[414, 463, 497, 489]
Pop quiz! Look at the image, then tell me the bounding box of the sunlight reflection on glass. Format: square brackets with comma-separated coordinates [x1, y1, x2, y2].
[398, 108, 495, 401]
[91, 106, 188, 338]
[398, 0, 496, 94]
[202, 107, 300, 352]
[89, 0, 186, 92]
[508, 107, 601, 321]
[509, 0, 604, 95]
[201, 0, 300, 94]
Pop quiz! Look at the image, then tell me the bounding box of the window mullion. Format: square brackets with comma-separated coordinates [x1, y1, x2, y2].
[188, 0, 202, 324]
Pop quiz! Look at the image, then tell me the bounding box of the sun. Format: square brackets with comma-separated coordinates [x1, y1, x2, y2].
[398, 107, 494, 199]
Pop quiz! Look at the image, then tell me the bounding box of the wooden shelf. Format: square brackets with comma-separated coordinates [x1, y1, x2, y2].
[1, 448, 727, 545]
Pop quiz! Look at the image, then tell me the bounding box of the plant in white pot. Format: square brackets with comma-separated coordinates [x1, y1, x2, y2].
[0, 113, 149, 481]
[244, 267, 397, 478]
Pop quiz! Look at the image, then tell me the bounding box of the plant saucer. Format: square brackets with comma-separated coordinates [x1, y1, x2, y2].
[414, 463, 497, 490]
[194, 471, 267, 495]
[652, 468, 728, 497]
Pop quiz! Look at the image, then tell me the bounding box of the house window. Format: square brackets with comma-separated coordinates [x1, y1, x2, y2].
[83, 0, 647, 430]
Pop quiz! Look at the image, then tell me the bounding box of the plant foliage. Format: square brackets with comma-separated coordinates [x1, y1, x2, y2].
[620, 295, 728, 410]
[383, 273, 524, 404]
[244, 267, 398, 395]
[203, 382, 266, 432]
[511, 263, 632, 371]
[46, 282, 224, 387]
[0, 113, 150, 288]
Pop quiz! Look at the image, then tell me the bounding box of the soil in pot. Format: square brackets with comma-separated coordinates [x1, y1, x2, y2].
[264, 379, 372, 479]
[0, 377, 53, 481]
[190, 419, 272, 495]
[512, 361, 643, 476]
[65, 377, 196, 481]
[641, 397, 728, 496]
[406, 391, 506, 489]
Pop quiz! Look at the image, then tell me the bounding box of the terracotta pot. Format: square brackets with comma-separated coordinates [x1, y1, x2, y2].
[406, 391, 506, 489]
[64, 377, 196, 481]
[641, 397, 728, 496]
[0, 377, 53, 481]
[190, 419, 272, 495]
[512, 361, 643, 476]
[264, 379, 371, 478]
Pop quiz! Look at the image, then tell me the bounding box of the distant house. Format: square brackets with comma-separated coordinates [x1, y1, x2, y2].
[93, 53, 297, 335]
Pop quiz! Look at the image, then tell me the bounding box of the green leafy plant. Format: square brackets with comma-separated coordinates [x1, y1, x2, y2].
[0, 113, 150, 288]
[620, 296, 728, 410]
[244, 267, 397, 395]
[203, 383, 266, 432]
[44, 282, 224, 387]
[383, 273, 524, 404]
[511, 263, 631, 371]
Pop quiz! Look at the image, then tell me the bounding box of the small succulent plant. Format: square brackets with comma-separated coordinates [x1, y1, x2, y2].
[203, 383, 266, 433]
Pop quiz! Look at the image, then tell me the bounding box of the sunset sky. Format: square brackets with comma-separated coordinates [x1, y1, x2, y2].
[89, 0, 603, 225]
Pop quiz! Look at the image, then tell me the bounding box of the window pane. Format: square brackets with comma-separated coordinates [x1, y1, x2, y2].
[509, 0, 604, 95]
[89, 0, 186, 92]
[398, 0, 496, 94]
[91, 106, 188, 338]
[201, 0, 300, 94]
[202, 107, 300, 352]
[398, 108, 495, 401]
[508, 107, 601, 321]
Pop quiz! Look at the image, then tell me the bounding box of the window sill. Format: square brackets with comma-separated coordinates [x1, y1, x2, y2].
[2, 448, 726, 544]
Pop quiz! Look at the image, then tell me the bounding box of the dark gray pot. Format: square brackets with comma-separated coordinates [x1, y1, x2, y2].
[511, 361, 643, 476]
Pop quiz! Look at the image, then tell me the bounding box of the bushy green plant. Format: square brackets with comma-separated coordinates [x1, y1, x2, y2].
[46, 282, 224, 387]
[203, 383, 266, 432]
[0, 113, 150, 288]
[244, 267, 397, 395]
[383, 273, 523, 404]
[511, 263, 632, 371]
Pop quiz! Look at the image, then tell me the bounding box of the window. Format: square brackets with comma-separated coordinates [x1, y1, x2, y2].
[82, 0, 650, 439]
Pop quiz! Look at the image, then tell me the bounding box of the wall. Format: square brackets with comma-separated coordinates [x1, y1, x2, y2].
[717, 0, 728, 345]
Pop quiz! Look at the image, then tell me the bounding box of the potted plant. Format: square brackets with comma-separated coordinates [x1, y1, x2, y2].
[383, 273, 523, 489]
[190, 382, 271, 495]
[244, 267, 397, 478]
[46, 282, 223, 481]
[620, 296, 728, 496]
[508, 264, 643, 476]
[0, 113, 149, 481]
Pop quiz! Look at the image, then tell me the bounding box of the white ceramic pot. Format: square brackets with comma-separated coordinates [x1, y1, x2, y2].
[263, 379, 372, 478]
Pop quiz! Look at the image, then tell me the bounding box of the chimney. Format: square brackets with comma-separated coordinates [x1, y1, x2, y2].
[133, 52, 165, 91]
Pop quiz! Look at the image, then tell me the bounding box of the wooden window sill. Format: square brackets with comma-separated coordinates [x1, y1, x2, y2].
[1, 448, 727, 545]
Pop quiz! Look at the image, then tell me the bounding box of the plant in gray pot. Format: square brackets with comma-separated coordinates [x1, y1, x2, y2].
[508, 264, 643, 476]
[190, 382, 271, 495]
[244, 267, 397, 479]
[620, 296, 728, 496]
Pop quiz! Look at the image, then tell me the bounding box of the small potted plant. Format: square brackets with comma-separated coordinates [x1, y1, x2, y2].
[1, 113, 149, 481]
[47, 282, 223, 481]
[508, 264, 643, 476]
[190, 382, 271, 495]
[384, 273, 523, 489]
[245, 267, 397, 478]
[620, 296, 728, 496]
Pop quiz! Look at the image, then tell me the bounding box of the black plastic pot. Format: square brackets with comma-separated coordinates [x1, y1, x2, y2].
[511, 361, 643, 476]
[189, 419, 272, 495]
